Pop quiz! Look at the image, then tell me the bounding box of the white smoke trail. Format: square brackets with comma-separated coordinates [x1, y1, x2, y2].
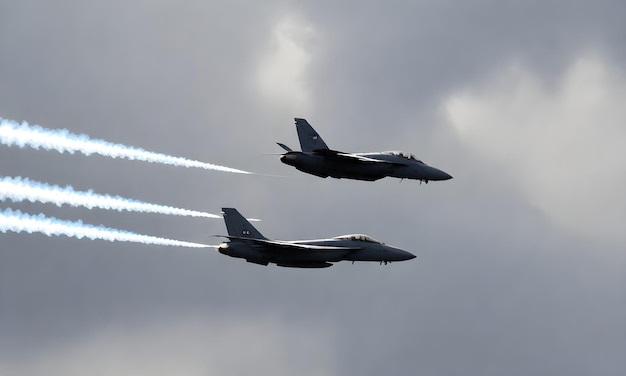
[0, 176, 220, 218]
[0, 118, 251, 174]
[0, 208, 212, 248]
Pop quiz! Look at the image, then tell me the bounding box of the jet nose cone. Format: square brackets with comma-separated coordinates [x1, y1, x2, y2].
[440, 170, 453, 180]
[393, 248, 416, 261]
[404, 251, 417, 260]
[429, 166, 453, 181]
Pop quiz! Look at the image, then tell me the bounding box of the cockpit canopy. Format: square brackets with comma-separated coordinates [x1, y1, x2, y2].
[334, 234, 382, 244]
[386, 151, 423, 163]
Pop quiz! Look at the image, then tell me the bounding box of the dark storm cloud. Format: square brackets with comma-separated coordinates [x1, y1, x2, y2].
[1, 1, 625, 375]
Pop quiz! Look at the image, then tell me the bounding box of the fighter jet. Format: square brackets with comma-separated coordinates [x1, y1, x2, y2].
[216, 208, 416, 268]
[277, 118, 452, 183]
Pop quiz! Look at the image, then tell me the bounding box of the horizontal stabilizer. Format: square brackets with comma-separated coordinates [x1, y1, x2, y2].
[277, 142, 293, 152]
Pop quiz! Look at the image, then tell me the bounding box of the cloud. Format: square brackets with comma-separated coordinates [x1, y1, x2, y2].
[443, 52, 626, 245]
[0, 315, 336, 376]
[256, 14, 318, 114]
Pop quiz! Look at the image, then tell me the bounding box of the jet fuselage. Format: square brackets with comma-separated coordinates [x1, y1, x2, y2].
[216, 208, 416, 268]
[219, 236, 416, 268]
[280, 150, 453, 182]
[278, 118, 452, 183]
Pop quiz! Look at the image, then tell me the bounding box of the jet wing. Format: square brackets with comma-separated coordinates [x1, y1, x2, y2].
[217, 235, 362, 252]
[313, 149, 406, 166]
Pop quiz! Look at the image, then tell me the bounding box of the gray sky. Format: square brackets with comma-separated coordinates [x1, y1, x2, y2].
[1, 1, 625, 375]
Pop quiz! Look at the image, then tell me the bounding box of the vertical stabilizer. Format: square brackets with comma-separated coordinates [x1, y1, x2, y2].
[222, 208, 266, 239]
[295, 118, 329, 152]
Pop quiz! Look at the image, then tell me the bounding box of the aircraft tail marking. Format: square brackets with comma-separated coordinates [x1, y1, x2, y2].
[222, 208, 266, 240]
[295, 118, 329, 152]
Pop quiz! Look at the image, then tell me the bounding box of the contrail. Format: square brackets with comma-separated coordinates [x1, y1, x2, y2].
[0, 208, 212, 248]
[0, 176, 220, 218]
[0, 118, 251, 174]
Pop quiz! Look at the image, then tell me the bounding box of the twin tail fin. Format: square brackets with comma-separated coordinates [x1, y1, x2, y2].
[222, 208, 266, 239]
[295, 118, 329, 152]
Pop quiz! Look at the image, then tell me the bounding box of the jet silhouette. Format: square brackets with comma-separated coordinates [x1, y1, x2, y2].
[216, 208, 416, 268]
[278, 118, 452, 183]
